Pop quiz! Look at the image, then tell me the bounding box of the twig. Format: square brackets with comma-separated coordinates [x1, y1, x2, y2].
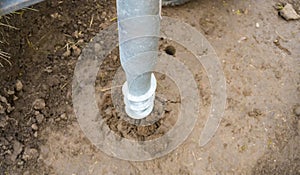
[60, 82, 69, 90]
[24, 7, 39, 12]
[275, 30, 288, 42]
[0, 22, 19, 30]
[99, 85, 122, 92]
[89, 14, 94, 28]
[0, 51, 10, 58]
[0, 51, 12, 66]
[110, 17, 117, 22]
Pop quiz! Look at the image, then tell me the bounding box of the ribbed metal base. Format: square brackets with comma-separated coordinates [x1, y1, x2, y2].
[122, 74, 157, 119]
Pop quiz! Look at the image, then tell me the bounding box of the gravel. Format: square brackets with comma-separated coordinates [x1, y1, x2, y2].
[33, 99, 46, 110]
[15, 80, 23, 92]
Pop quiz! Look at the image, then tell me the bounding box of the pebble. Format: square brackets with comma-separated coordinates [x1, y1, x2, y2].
[0, 104, 4, 114]
[50, 12, 61, 19]
[294, 106, 300, 116]
[11, 140, 24, 162]
[17, 160, 24, 166]
[7, 89, 15, 95]
[15, 80, 23, 91]
[255, 22, 260, 28]
[101, 11, 107, 19]
[60, 113, 68, 120]
[112, 55, 118, 62]
[22, 147, 39, 161]
[72, 45, 81, 57]
[0, 95, 7, 103]
[164, 45, 176, 56]
[33, 99, 46, 110]
[35, 113, 44, 124]
[31, 124, 38, 131]
[238, 36, 248, 43]
[13, 95, 18, 101]
[23, 171, 30, 175]
[0, 118, 7, 128]
[279, 3, 300, 20]
[6, 105, 15, 113]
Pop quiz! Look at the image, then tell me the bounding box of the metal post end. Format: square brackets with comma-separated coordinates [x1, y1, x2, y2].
[122, 74, 157, 119]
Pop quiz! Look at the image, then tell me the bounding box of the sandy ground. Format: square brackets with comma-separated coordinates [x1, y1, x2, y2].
[0, 0, 299, 174]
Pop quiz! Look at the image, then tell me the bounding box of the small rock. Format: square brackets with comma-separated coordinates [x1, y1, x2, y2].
[22, 147, 39, 161]
[279, 3, 300, 20]
[50, 12, 61, 19]
[255, 22, 260, 28]
[31, 123, 38, 131]
[72, 45, 81, 57]
[7, 89, 15, 95]
[164, 45, 176, 56]
[6, 104, 15, 113]
[44, 66, 53, 73]
[294, 105, 300, 116]
[23, 171, 30, 175]
[60, 113, 68, 120]
[15, 80, 23, 91]
[33, 132, 38, 138]
[11, 140, 24, 162]
[112, 55, 118, 62]
[35, 114, 44, 124]
[0, 117, 7, 127]
[62, 49, 71, 58]
[33, 99, 46, 110]
[34, 111, 40, 116]
[0, 95, 7, 104]
[13, 95, 18, 101]
[238, 36, 248, 43]
[17, 160, 24, 166]
[5, 149, 12, 155]
[0, 104, 4, 114]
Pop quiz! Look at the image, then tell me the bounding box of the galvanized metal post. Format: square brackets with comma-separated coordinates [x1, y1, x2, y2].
[117, 0, 160, 119]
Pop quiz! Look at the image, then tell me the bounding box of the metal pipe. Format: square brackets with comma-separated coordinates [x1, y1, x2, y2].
[0, 0, 43, 16]
[117, 0, 160, 119]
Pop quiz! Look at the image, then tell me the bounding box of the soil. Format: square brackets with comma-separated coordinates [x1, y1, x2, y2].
[0, 0, 299, 174]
